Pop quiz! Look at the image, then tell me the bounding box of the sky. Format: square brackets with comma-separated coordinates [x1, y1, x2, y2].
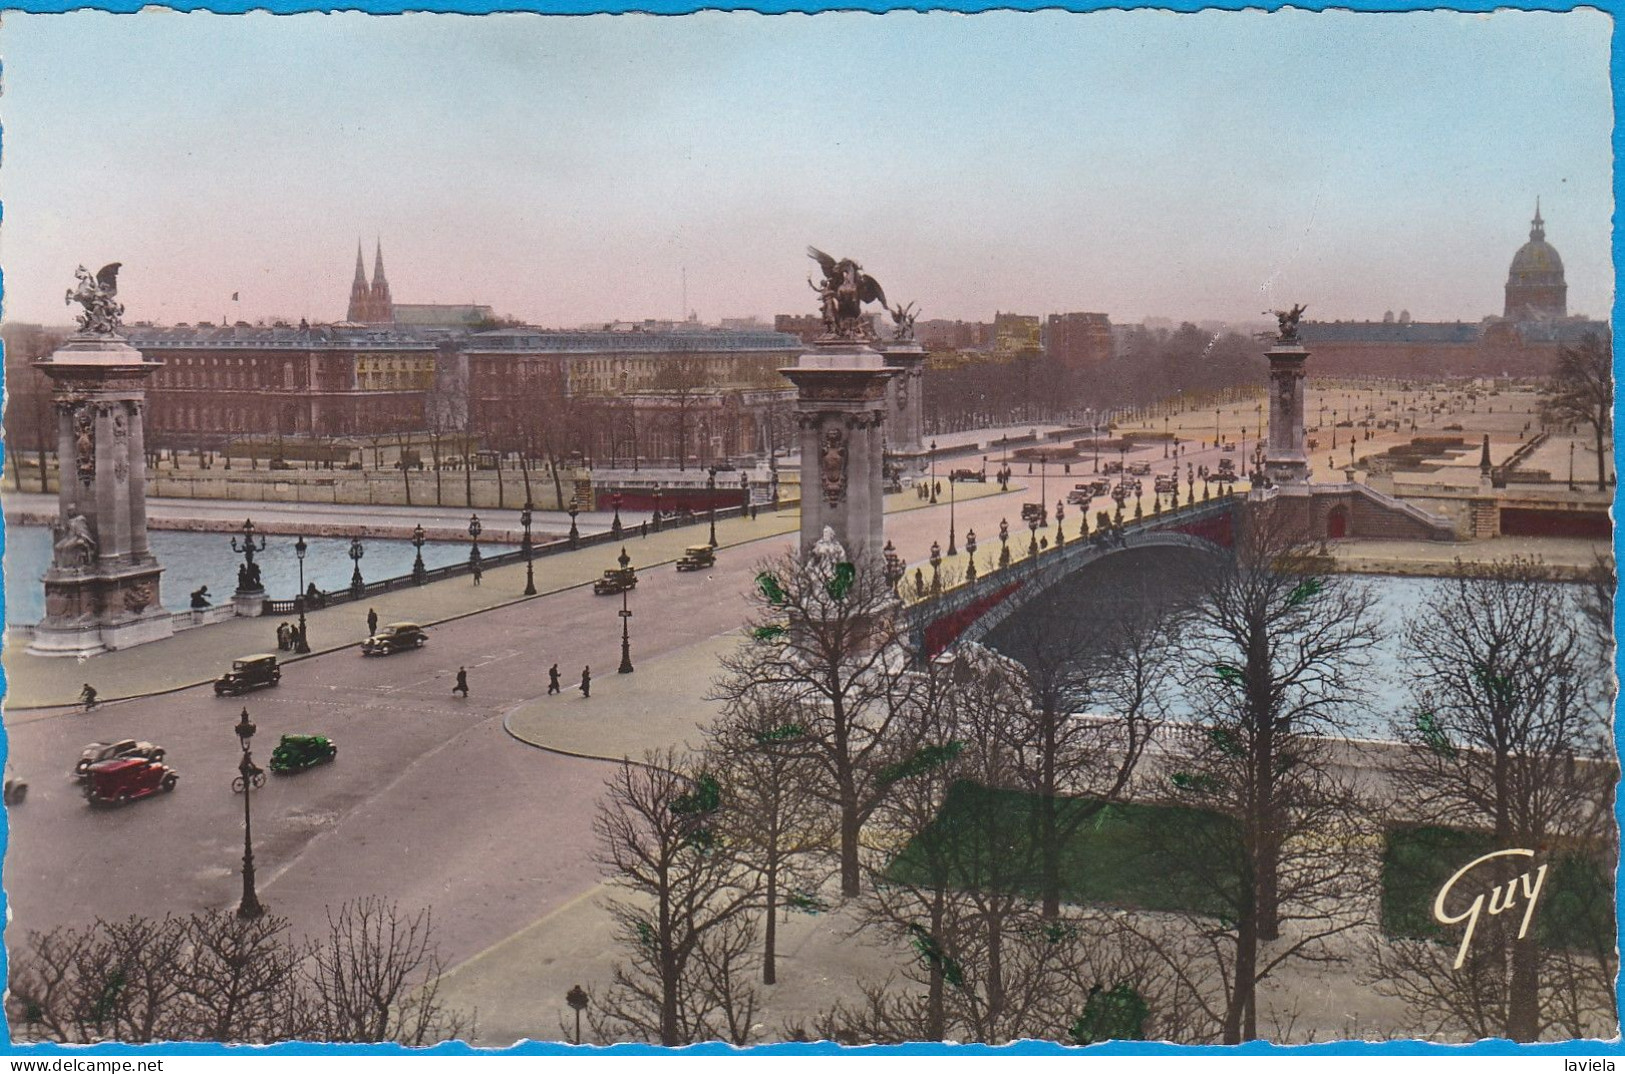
[0, 9, 1613, 329]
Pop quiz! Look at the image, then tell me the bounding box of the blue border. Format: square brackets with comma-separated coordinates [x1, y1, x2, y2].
[0, 0, 1621, 1059]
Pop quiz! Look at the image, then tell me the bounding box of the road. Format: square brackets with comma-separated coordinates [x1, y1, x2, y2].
[2, 432, 1199, 972]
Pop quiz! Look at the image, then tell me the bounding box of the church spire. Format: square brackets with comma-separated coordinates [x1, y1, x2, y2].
[1531, 197, 1545, 242]
[346, 239, 372, 322]
[368, 238, 394, 323]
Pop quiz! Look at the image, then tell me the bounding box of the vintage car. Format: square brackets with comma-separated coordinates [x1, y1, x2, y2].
[950, 468, 986, 483]
[1216, 458, 1238, 477]
[1066, 489, 1092, 506]
[593, 566, 638, 596]
[1128, 462, 1152, 476]
[74, 739, 165, 780]
[1102, 460, 1124, 474]
[269, 734, 337, 774]
[675, 545, 716, 572]
[1221, 443, 1237, 453]
[362, 622, 428, 656]
[215, 654, 281, 696]
[83, 757, 178, 806]
[1020, 502, 1048, 525]
[1154, 476, 1179, 494]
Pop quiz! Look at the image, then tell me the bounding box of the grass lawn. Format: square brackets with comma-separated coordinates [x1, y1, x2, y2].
[887, 782, 1239, 916]
[1380, 825, 1614, 953]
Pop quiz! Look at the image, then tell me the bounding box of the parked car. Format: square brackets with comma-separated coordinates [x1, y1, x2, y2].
[75, 739, 165, 780]
[215, 654, 281, 696]
[1020, 502, 1048, 524]
[950, 468, 986, 482]
[1103, 461, 1124, 474]
[676, 545, 716, 572]
[594, 566, 638, 596]
[1066, 490, 1092, 506]
[269, 734, 337, 774]
[1154, 476, 1178, 494]
[361, 622, 428, 656]
[1128, 462, 1152, 476]
[1087, 480, 1112, 496]
[83, 757, 177, 806]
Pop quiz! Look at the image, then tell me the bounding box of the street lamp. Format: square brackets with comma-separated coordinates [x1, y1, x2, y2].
[617, 547, 635, 674]
[929, 441, 938, 504]
[929, 540, 942, 594]
[520, 502, 537, 596]
[707, 466, 719, 549]
[1039, 455, 1047, 519]
[883, 540, 904, 592]
[468, 513, 483, 568]
[652, 486, 663, 533]
[293, 536, 311, 653]
[998, 518, 1011, 569]
[1055, 501, 1065, 546]
[231, 518, 268, 593]
[234, 708, 264, 919]
[965, 529, 978, 582]
[947, 474, 958, 556]
[611, 491, 623, 540]
[565, 985, 590, 1047]
[1027, 515, 1040, 559]
[411, 524, 427, 584]
[567, 499, 580, 548]
[348, 536, 365, 598]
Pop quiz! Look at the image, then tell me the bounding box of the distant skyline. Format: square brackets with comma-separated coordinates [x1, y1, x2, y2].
[1, 10, 1612, 329]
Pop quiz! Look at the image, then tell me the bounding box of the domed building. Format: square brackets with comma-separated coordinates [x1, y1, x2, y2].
[1503, 200, 1567, 321]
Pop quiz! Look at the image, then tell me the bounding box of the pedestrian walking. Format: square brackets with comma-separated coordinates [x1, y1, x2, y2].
[548, 663, 561, 695]
[472, 560, 483, 586]
[750, 505, 758, 521]
[276, 622, 290, 651]
[640, 520, 648, 538]
[367, 607, 378, 636]
[580, 666, 591, 698]
[453, 666, 469, 698]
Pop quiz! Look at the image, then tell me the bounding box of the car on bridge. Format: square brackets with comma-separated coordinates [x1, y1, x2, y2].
[1154, 476, 1178, 494]
[270, 734, 337, 774]
[1020, 502, 1048, 525]
[594, 565, 638, 596]
[362, 622, 428, 656]
[83, 757, 178, 806]
[75, 739, 166, 780]
[1066, 489, 1092, 506]
[676, 545, 716, 572]
[950, 468, 986, 482]
[214, 654, 281, 696]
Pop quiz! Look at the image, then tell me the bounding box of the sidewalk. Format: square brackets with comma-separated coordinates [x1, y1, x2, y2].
[1, 482, 1007, 711]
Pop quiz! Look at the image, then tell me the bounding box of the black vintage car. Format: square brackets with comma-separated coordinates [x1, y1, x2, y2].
[361, 622, 428, 656]
[675, 545, 716, 572]
[214, 654, 281, 696]
[593, 566, 638, 596]
[269, 734, 337, 774]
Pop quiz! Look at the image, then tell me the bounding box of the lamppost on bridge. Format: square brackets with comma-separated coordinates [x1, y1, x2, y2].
[1112, 484, 1126, 528]
[567, 499, 581, 548]
[652, 486, 663, 533]
[611, 491, 624, 540]
[234, 707, 264, 919]
[1055, 501, 1065, 546]
[231, 518, 268, 593]
[411, 524, 427, 584]
[520, 502, 537, 596]
[947, 473, 958, 556]
[929, 540, 942, 595]
[348, 536, 366, 598]
[1027, 514, 1040, 560]
[1039, 455, 1048, 520]
[293, 536, 311, 653]
[883, 540, 904, 592]
[707, 466, 719, 549]
[929, 440, 938, 504]
[468, 513, 483, 569]
[1187, 463, 1195, 502]
[999, 518, 1011, 569]
[617, 547, 635, 674]
[964, 529, 978, 582]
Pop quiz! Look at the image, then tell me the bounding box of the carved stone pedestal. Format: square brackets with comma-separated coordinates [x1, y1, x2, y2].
[28, 333, 171, 657]
[874, 339, 928, 482]
[1264, 342, 1311, 485]
[781, 341, 896, 567]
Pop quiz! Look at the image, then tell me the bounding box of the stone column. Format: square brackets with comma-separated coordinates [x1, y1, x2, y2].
[29, 334, 172, 656]
[780, 341, 895, 566]
[1264, 341, 1310, 484]
[875, 341, 928, 479]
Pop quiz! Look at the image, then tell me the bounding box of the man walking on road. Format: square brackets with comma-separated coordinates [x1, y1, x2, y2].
[367, 607, 378, 636]
[453, 666, 469, 698]
[547, 663, 561, 694]
[580, 666, 591, 698]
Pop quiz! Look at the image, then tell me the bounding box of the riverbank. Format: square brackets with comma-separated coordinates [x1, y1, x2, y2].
[1328, 534, 1610, 579]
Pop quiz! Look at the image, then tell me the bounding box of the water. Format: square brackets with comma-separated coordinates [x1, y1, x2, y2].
[3, 526, 514, 627]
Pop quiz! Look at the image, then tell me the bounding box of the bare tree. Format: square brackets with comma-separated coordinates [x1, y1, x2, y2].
[302, 897, 468, 1045]
[8, 915, 189, 1043]
[712, 549, 922, 898]
[705, 690, 836, 985]
[590, 751, 760, 1045]
[1540, 331, 1612, 490]
[651, 356, 712, 470]
[173, 911, 307, 1042]
[1369, 559, 1618, 1041]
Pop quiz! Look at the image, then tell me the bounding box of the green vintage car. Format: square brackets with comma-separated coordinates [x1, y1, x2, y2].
[269, 734, 337, 774]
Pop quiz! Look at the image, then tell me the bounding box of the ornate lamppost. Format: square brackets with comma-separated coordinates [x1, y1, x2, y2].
[411, 524, 427, 584]
[928, 440, 939, 504]
[520, 502, 537, 596]
[468, 513, 483, 569]
[929, 540, 942, 594]
[231, 518, 268, 593]
[947, 474, 958, 556]
[998, 518, 1011, 569]
[652, 486, 663, 533]
[1187, 463, 1195, 502]
[617, 548, 635, 674]
[1134, 486, 1143, 520]
[565, 985, 590, 1047]
[1113, 485, 1126, 528]
[1039, 454, 1047, 514]
[293, 536, 311, 653]
[234, 708, 264, 919]
[1055, 501, 1065, 546]
[611, 491, 624, 540]
[965, 529, 978, 582]
[1027, 515, 1040, 560]
[883, 540, 904, 592]
[707, 466, 719, 549]
[567, 499, 580, 548]
[348, 536, 365, 598]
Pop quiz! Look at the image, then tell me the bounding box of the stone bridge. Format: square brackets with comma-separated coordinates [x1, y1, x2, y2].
[903, 495, 1239, 659]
